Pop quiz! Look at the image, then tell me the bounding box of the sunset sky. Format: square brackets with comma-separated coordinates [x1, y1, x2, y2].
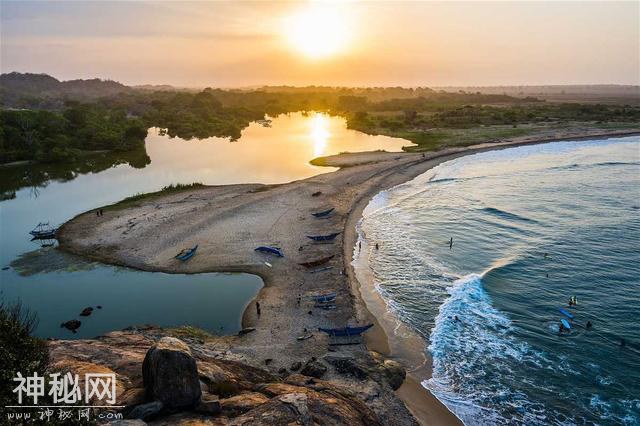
[1, 1, 638, 87]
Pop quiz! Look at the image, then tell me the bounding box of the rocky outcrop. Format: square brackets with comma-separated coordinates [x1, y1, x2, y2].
[142, 337, 202, 410]
[299, 358, 327, 378]
[47, 329, 397, 425]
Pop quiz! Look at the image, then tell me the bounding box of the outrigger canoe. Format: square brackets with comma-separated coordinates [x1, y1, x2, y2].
[175, 245, 198, 261]
[298, 255, 335, 268]
[307, 232, 341, 242]
[312, 208, 334, 218]
[29, 222, 57, 239]
[255, 246, 284, 257]
[318, 324, 373, 337]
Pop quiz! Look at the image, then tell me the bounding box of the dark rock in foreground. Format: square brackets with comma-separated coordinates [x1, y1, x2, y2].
[142, 337, 202, 410]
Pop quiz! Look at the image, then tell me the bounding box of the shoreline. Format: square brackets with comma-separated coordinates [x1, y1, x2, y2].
[56, 128, 639, 424]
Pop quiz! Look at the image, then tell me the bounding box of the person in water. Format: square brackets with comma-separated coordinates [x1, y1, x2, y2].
[586, 321, 593, 329]
[559, 323, 565, 333]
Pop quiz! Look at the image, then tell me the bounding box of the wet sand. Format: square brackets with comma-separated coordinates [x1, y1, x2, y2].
[58, 128, 639, 425]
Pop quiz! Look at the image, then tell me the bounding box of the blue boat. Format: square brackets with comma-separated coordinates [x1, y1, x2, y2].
[255, 246, 284, 257]
[307, 232, 341, 242]
[29, 222, 57, 240]
[312, 292, 337, 303]
[318, 324, 373, 337]
[175, 245, 198, 261]
[312, 208, 335, 218]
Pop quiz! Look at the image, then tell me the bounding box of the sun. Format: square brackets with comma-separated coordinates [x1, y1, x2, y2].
[284, 3, 351, 59]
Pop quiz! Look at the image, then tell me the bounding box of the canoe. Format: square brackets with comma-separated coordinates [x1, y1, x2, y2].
[318, 324, 373, 337]
[298, 255, 335, 268]
[175, 245, 198, 261]
[311, 292, 337, 303]
[312, 207, 334, 217]
[307, 232, 341, 242]
[255, 246, 284, 257]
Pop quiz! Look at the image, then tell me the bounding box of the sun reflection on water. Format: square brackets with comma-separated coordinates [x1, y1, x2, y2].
[310, 113, 330, 157]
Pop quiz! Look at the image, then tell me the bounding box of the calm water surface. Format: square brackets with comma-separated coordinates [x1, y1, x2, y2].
[0, 112, 411, 338]
[359, 136, 640, 425]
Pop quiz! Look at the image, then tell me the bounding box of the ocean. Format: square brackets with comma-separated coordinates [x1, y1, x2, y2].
[358, 136, 640, 425]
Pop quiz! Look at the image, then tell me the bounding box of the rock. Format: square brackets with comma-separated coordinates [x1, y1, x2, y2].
[142, 337, 201, 410]
[195, 394, 221, 415]
[80, 307, 94, 316]
[97, 305, 103, 309]
[220, 392, 270, 416]
[300, 359, 327, 379]
[264, 358, 273, 365]
[127, 400, 163, 421]
[60, 319, 81, 332]
[119, 387, 147, 408]
[290, 361, 302, 371]
[277, 367, 287, 375]
[324, 355, 369, 380]
[369, 351, 406, 391]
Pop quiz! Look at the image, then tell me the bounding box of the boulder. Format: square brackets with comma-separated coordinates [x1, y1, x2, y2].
[369, 352, 406, 391]
[60, 319, 81, 333]
[127, 401, 163, 421]
[290, 361, 302, 371]
[324, 355, 369, 380]
[142, 337, 201, 409]
[300, 359, 327, 378]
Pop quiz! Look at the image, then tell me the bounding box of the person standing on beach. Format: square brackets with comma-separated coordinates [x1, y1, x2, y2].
[449, 237, 453, 250]
[359, 241, 362, 252]
[375, 243, 379, 250]
[256, 302, 261, 316]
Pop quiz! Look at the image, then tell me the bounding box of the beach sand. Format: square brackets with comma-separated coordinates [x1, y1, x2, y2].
[57, 128, 639, 425]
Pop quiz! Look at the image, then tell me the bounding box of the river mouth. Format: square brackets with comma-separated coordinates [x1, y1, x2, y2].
[1, 112, 411, 339]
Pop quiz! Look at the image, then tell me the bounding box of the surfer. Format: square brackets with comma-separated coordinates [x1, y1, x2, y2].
[454, 315, 460, 322]
[586, 321, 592, 329]
[449, 237, 453, 250]
[559, 322, 565, 333]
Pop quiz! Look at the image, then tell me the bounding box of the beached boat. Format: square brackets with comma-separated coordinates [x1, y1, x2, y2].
[311, 292, 337, 303]
[318, 324, 373, 337]
[307, 232, 341, 242]
[298, 255, 335, 268]
[312, 208, 334, 218]
[255, 246, 284, 257]
[29, 222, 57, 239]
[175, 245, 198, 261]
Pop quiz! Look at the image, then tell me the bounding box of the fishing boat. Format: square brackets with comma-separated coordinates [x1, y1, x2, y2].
[311, 292, 337, 303]
[312, 208, 334, 218]
[318, 324, 373, 337]
[298, 255, 335, 268]
[255, 246, 284, 257]
[307, 232, 341, 242]
[29, 222, 57, 239]
[175, 245, 198, 261]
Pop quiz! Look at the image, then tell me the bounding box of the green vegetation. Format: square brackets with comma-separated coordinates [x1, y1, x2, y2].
[0, 301, 48, 411]
[2, 73, 639, 164]
[166, 325, 216, 341]
[0, 103, 147, 163]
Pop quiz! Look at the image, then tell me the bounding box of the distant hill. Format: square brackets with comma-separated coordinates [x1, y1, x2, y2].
[0, 72, 133, 108]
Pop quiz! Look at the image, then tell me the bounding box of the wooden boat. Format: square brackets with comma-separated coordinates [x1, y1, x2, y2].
[307, 232, 341, 242]
[29, 222, 57, 239]
[311, 292, 337, 303]
[318, 324, 373, 337]
[312, 208, 334, 218]
[175, 245, 198, 261]
[298, 255, 335, 268]
[255, 246, 284, 257]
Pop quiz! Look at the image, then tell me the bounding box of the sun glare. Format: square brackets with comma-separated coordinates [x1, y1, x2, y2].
[284, 3, 351, 59]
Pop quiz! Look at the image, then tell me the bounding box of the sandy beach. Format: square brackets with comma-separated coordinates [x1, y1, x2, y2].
[57, 128, 639, 425]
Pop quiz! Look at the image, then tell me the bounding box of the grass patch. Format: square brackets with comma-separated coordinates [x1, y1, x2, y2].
[106, 182, 205, 210]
